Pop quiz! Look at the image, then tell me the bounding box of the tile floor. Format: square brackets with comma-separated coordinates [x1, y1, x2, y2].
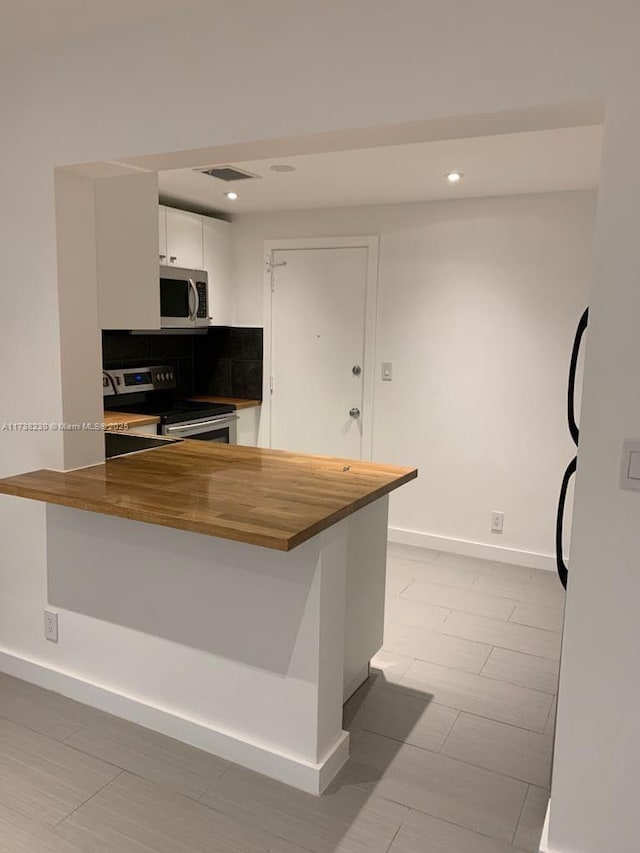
[0, 543, 564, 852]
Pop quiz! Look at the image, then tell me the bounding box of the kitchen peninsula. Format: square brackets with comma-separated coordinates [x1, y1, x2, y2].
[0, 441, 416, 793]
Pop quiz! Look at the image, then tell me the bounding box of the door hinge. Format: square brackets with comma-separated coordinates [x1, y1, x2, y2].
[269, 374, 274, 394]
[266, 256, 287, 287]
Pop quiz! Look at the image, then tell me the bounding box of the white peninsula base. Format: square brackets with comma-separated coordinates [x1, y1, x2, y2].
[5, 495, 389, 794]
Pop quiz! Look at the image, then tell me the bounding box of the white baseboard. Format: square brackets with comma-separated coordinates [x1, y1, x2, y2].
[388, 527, 557, 572]
[539, 799, 562, 852]
[343, 662, 370, 702]
[318, 732, 350, 793]
[0, 648, 349, 795]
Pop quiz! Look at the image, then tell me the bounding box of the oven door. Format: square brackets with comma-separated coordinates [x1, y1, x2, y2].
[160, 266, 198, 329]
[162, 414, 238, 444]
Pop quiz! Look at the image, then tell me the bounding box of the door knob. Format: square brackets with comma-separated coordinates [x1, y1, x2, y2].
[349, 408, 361, 418]
[352, 365, 362, 376]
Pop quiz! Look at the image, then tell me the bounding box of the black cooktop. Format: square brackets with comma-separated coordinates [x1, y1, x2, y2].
[105, 397, 234, 426]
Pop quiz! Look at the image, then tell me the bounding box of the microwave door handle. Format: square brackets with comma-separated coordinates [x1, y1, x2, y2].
[188, 278, 198, 320]
[194, 281, 200, 319]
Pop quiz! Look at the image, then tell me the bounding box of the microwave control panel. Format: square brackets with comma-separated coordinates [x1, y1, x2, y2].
[195, 281, 208, 319]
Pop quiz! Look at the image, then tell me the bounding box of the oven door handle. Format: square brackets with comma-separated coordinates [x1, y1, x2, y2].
[188, 278, 198, 321]
[165, 415, 239, 434]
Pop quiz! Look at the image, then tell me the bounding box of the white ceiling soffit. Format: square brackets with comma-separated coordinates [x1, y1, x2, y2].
[157, 125, 603, 215]
[123, 100, 603, 174]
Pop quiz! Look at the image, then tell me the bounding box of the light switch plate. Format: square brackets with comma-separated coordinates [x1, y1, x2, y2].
[628, 451, 640, 480]
[619, 439, 640, 491]
[382, 362, 393, 381]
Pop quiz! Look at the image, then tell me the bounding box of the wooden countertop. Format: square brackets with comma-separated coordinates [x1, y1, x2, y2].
[188, 396, 262, 409]
[0, 442, 416, 551]
[104, 411, 161, 429]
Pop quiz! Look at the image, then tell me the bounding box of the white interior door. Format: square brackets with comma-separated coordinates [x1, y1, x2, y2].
[270, 245, 372, 459]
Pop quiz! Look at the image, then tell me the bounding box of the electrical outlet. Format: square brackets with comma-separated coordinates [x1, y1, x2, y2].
[491, 511, 504, 534]
[44, 609, 58, 643]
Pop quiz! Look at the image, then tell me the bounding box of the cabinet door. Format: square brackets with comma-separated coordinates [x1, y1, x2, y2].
[203, 216, 232, 325]
[236, 407, 261, 446]
[158, 206, 167, 263]
[166, 207, 204, 269]
[128, 423, 159, 436]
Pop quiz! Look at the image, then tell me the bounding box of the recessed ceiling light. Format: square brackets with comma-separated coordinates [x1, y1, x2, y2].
[445, 171, 464, 183]
[270, 164, 296, 173]
[224, 191, 239, 200]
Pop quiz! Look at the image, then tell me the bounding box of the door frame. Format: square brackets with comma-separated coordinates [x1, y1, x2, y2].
[262, 236, 380, 459]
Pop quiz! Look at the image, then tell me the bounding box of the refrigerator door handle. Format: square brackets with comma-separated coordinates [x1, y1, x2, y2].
[555, 456, 577, 590]
[568, 308, 589, 448]
[555, 307, 589, 590]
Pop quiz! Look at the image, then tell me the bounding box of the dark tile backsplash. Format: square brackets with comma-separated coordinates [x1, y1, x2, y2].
[226, 327, 263, 361]
[102, 332, 152, 365]
[201, 357, 232, 397]
[231, 360, 263, 398]
[194, 327, 263, 399]
[149, 334, 194, 361]
[102, 327, 263, 401]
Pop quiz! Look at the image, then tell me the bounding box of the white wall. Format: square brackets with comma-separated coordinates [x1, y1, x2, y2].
[1, 3, 640, 850]
[549, 94, 640, 853]
[232, 192, 595, 566]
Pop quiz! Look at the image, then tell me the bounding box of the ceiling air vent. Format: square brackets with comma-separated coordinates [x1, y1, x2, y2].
[196, 165, 261, 182]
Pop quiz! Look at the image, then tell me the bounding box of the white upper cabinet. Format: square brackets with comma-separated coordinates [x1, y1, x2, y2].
[158, 206, 167, 263]
[159, 204, 233, 326]
[165, 207, 204, 269]
[203, 216, 233, 326]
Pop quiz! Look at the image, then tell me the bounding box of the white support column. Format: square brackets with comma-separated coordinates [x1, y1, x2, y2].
[343, 495, 389, 700]
[54, 169, 103, 471]
[54, 167, 160, 472]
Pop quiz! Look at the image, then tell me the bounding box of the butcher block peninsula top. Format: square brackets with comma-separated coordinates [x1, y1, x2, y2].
[0, 441, 417, 551]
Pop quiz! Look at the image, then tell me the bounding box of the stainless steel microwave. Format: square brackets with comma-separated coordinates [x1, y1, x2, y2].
[160, 265, 210, 329]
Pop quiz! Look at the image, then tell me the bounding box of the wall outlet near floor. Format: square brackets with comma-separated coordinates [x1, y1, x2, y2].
[44, 609, 58, 643]
[490, 511, 504, 534]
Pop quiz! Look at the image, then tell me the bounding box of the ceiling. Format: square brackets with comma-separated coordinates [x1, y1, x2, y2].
[158, 125, 603, 216]
[0, 0, 198, 47]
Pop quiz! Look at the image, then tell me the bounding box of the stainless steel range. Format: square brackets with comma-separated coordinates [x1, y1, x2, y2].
[103, 365, 238, 443]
